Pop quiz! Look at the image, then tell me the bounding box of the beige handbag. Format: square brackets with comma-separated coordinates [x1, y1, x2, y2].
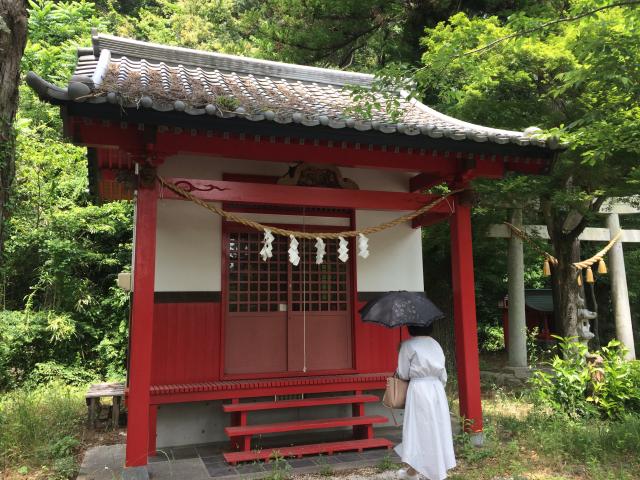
[382, 374, 409, 409]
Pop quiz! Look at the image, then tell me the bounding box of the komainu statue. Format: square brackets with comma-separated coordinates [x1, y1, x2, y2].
[576, 294, 596, 346]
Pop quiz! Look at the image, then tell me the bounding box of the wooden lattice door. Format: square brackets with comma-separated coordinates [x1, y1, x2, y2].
[223, 227, 353, 376]
[288, 238, 352, 372]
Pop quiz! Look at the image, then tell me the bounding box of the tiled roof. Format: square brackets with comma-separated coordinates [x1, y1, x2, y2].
[525, 289, 554, 313]
[27, 32, 559, 149]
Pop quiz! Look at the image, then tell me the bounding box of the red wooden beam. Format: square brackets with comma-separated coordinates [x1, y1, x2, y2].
[161, 178, 452, 213]
[155, 131, 462, 174]
[68, 118, 145, 153]
[449, 200, 483, 433]
[410, 173, 447, 192]
[125, 185, 158, 468]
[69, 117, 549, 176]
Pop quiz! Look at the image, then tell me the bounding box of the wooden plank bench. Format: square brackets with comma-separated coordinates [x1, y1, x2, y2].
[86, 382, 125, 429]
[224, 437, 393, 465]
[225, 414, 389, 456]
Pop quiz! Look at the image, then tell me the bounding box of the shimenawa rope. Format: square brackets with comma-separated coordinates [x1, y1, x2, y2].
[503, 221, 623, 283]
[157, 175, 461, 239]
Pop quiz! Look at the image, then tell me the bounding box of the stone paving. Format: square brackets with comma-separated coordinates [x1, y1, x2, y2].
[78, 429, 403, 480]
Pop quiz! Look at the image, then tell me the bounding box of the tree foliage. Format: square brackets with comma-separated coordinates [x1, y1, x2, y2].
[2, 0, 639, 389]
[412, 1, 640, 337]
[1, 0, 131, 387]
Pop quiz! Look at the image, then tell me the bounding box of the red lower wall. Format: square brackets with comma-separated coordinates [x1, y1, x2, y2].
[354, 300, 402, 373]
[150, 299, 398, 385]
[151, 302, 221, 385]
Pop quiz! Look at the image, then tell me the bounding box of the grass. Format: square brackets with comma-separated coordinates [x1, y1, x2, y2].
[1, 379, 639, 480]
[448, 390, 640, 480]
[0, 383, 86, 480]
[375, 453, 401, 473]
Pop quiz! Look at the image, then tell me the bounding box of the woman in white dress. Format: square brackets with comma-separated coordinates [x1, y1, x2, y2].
[394, 324, 456, 480]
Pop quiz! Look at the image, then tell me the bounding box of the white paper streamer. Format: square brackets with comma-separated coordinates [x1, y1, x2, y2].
[357, 233, 370, 259]
[315, 237, 326, 264]
[338, 236, 349, 263]
[288, 235, 300, 266]
[260, 229, 275, 261]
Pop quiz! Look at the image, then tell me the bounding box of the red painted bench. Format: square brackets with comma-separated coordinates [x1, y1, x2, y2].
[146, 374, 393, 461]
[221, 393, 391, 463]
[224, 438, 393, 465]
[222, 394, 380, 413]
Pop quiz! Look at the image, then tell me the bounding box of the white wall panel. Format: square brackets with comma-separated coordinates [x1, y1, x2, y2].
[155, 156, 423, 292]
[355, 210, 424, 292]
[155, 199, 220, 291]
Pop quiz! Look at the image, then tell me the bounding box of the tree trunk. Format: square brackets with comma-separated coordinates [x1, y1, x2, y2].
[551, 235, 582, 338]
[0, 0, 28, 256]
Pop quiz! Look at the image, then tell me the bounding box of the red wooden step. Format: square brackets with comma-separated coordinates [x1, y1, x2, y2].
[224, 437, 394, 464]
[223, 394, 379, 413]
[225, 415, 388, 437]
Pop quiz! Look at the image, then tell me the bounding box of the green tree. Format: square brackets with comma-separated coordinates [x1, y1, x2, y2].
[413, 1, 640, 337]
[0, 0, 28, 258]
[236, 0, 539, 70]
[1, 0, 132, 386]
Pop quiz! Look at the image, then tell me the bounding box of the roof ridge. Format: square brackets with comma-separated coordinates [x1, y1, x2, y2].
[92, 33, 375, 87]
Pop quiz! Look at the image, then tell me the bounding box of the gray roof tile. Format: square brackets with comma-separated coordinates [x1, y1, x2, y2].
[26, 33, 560, 149]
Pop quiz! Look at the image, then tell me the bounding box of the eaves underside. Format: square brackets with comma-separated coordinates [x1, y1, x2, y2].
[64, 102, 556, 162]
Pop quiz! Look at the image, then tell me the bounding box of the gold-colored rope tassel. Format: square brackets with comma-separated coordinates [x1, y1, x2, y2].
[577, 271, 583, 286]
[598, 259, 607, 274]
[543, 259, 551, 276]
[585, 266, 595, 284]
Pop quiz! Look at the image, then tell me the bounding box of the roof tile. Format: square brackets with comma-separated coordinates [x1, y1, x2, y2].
[26, 33, 559, 149]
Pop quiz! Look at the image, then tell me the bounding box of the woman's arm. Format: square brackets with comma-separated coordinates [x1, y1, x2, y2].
[396, 342, 411, 380]
[438, 367, 448, 386]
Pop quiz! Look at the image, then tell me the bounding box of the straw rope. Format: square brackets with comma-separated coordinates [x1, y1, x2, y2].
[157, 175, 461, 239]
[504, 221, 623, 269]
[573, 230, 622, 270]
[504, 222, 558, 265]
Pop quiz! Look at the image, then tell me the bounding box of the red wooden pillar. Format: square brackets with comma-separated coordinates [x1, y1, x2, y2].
[449, 199, 483, 433]
[148, 405, 158, 457]
[125, 182, 158, 467]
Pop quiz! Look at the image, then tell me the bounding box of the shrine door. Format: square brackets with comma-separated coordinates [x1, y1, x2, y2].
[223, 227, 353, 376]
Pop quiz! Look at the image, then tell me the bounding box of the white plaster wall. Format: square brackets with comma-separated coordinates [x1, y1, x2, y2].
[355, 210, 424, 292]
[155, 200, 221, 291]
[155, 156, 423, 292]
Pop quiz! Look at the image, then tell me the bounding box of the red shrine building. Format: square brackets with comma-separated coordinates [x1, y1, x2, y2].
[28, 32, 557, 475]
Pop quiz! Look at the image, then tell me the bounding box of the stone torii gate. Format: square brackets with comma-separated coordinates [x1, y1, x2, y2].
[489, 205, 638, 366]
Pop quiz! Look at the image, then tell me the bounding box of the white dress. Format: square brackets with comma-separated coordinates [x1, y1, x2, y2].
[394, 337, 456, 480]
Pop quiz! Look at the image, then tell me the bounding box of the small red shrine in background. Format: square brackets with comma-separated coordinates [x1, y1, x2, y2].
[28, 31, 557, 476]
[500, 289, 555, 347]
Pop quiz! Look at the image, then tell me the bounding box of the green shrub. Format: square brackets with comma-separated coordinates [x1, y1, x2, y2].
[479, 324, 505, 352]
[0, 383, 85, 477]
[529, 337, 640, 419]
[26, 361, 100, 387]
[588, 342, 638, 419]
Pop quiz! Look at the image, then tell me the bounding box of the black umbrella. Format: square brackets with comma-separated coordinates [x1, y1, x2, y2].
[359, 291, 445, 328]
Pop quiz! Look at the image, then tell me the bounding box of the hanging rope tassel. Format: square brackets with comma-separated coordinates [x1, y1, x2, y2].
[357, 234, 369, 259]
[315, 237, 326, 264]
[288, 235, 300, 266]
[260, 229, 275, 261]
[585, 266, 595, 284]
[577, 271, 583, 286]
[598, 259, 607, 274]
[543, 259, 551, 276]
[338, 237, 349, 263]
